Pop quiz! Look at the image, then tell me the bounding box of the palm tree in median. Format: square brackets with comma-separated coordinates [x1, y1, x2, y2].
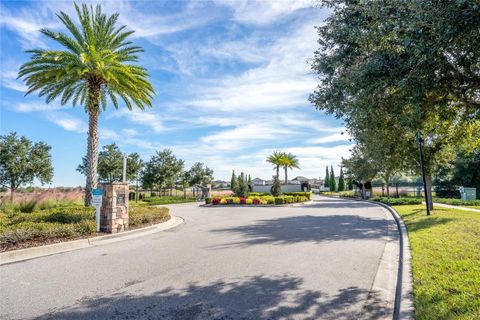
[266, 151, 285, 180]
[282, 153, 300, 184]
[18, 3, 155, 206]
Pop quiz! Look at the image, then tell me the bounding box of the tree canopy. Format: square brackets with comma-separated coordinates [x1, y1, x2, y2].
[0, 132, 53, 200]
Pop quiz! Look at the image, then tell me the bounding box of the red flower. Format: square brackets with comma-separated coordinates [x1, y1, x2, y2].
[240, 197, 246, 204]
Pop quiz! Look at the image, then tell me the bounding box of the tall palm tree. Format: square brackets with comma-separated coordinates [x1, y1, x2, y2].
[266, 151, 285, 180]
[18, 3, 155, 206]
[282, 153, 300, 184]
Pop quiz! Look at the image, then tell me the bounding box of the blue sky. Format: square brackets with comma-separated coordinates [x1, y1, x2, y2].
[0, 0, 353, 187]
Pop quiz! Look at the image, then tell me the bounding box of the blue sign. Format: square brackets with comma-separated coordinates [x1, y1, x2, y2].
[92, 188, 103, 196]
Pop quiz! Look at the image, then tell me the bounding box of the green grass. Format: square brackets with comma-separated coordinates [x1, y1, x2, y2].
[393, 205, 480, 319]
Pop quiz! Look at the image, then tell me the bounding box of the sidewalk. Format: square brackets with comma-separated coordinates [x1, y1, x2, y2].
[430, 202, 480, 213]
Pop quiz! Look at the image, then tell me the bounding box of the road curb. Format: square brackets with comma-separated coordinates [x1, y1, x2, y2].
[319, 196, 414, 320]
[0, 215, 184, 266]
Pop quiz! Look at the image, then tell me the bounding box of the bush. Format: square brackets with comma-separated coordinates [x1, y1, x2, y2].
[252, 198, 261, 205]
[239, 197, 246, 204]
[246, 199, 253, 204]
[248, 192, 269, 197]
[434, 187, 461, 199]
[205, 197, 212, 205]
[371, 197, 422, 205]
[129, 206, 169, 226]
[142, 196, 196, 205]
[275, 197, 285, 205]
[283, 192, 312, 200]
[212, 198, 221, 205]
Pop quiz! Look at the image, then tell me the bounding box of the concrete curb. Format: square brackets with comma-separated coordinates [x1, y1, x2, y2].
[0, 215, 184, 266]
[319, 196, 414, 320]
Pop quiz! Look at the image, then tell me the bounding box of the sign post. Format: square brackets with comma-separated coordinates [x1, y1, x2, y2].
[92, 188, 103, 232]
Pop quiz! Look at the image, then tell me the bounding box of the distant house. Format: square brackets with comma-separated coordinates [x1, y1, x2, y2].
[213, 180, 229, 189]
[251, 177, 265, 186]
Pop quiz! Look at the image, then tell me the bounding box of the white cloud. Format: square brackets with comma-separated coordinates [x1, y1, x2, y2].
[47, 113, 86, 133]
[306, 132, 352, 145]
[15, 102, 65, 113]
[216, 0, 314, 25]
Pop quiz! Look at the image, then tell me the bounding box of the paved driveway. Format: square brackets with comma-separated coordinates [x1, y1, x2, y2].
[0, 196, 395, 319]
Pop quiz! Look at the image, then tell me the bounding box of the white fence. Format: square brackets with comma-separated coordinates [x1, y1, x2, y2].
[252, 184, 303, 194]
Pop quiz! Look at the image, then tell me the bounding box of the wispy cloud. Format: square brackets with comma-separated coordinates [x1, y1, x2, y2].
[306, 132, 352, 145]
[46, 112, 86, 133]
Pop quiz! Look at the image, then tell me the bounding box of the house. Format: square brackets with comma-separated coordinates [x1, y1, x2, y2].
[251, 177, 265, 186]
[213, 180, 229, 189]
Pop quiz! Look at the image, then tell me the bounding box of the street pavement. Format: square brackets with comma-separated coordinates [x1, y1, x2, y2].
[0, 196, 395, 319]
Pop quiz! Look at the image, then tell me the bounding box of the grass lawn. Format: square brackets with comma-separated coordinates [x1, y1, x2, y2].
[393, 205, 480, 319]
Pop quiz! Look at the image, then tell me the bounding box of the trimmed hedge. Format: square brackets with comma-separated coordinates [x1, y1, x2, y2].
[371, 197, 422, 205]
[207, 194, 309, 206]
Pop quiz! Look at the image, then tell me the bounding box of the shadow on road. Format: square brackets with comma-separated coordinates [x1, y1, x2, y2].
[38, 274, 388, 319]
[210, 215, 386, 247]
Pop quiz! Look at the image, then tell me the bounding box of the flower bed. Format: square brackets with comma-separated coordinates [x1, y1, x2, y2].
[205, 192, 311, 206]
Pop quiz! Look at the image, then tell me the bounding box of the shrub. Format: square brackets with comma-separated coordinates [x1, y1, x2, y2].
[248, 192, 269, 197]
[205, 197, 212, 205]
[220, 198, 227, 204]
[371, 197, 422, 205]
[129, 206, 169, 226]
[212, 198, 221, 205]
[252, 198, 261, 205]
[434, 187, 461, 199]
[283, 192, 312, 200]
[433, 197, 480, 206]
[275, 197, 285, 205]
[271, 176, 282, 196]
[246, 199, 253, 204]
[239, 197, 246, 204]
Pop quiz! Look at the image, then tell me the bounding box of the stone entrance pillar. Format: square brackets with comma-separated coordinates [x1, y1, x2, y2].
[100, 182, 129, 233]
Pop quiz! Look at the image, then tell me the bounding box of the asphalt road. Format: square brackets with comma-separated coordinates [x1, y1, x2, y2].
[0, 196, 394, 319]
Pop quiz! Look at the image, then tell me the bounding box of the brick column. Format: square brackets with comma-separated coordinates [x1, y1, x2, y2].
[100, 182, 129, 233]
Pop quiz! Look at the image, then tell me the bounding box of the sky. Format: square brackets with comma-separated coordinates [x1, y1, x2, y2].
[0, 0, 353, 187]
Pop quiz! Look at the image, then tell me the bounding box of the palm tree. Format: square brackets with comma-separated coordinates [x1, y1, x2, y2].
[282, 153, 300, 184]
[266, 151, 285, 180]
[18, 3, 154, 206]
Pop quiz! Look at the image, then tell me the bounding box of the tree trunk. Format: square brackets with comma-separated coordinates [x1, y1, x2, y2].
[84, 108, 99, 207]
[384, 175, 390, 198]
[276, 166, 279, 179]
[9, 184, 15, 202]
[284, 166, 288, 185]
[425, 174, 434, 211]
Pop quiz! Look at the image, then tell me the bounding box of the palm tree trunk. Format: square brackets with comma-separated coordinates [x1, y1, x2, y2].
[276, 166, 279, 179]
[85, 105, 100, 206]
[284, 166, 288, 185]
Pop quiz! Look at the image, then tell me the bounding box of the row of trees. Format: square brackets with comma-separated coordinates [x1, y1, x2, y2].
[77, 145, 214, 195]
[323, 166, 345, 192]
[266, 151, 300, 184]
[310, 1, 480, 208]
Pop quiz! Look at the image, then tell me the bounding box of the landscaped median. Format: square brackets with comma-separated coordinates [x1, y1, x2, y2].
[205, 192, 312, 206]
[0, 204, 170, 252]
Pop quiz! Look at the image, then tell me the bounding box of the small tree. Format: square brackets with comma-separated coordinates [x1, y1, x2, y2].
[0, 132, 53, 201]
[324, 166, 330, 188]
[330, 165, 336, 192]
[235, 172, 249, 198]
[271, 176, 282, 196]
[338, 167, 345, 192]
[231, 170, 237, 191]
[186, 162, 214, 186]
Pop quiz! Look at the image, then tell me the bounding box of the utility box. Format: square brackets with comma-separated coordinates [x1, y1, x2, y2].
[460, 187, 476, 201]
[100, 182, 129, 233]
